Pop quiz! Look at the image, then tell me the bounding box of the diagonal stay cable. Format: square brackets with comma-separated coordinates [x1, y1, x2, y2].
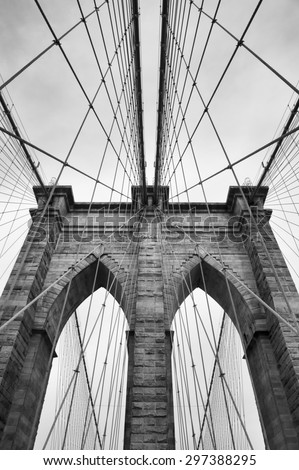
[196, 313, 225, 449]
[161, 209, 255, 448]
[33, 0, 134, 186]
[165, 0, 265, 188]
[195, 4, 299, 96]
[75, 0, 140, 187]
[0, 204, 144, 334]
[74, 311, 102, 449]
[0, 92, 46, 195]
[0, 126, 131, 200]
[251, 98, 299, 200]
[37, 206, 142, 449]
[157, 204, 251, 448]
[160, 0, 221, 180]
[0, 2, 107, 93]
[154, 0, 170, 201]
[42, 221, 140, 449]
[169, 123, 299, 200]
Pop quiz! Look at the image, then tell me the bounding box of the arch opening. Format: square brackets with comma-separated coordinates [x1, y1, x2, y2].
[171, 288, 264, 450]
[35, 287, 129, 450]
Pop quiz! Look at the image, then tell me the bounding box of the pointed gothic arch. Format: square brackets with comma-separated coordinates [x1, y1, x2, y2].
[1, 185, 299, 449]
[35, 285, 129, 450]
[169, 245, 299, 449]
[0, 245, 130, 449]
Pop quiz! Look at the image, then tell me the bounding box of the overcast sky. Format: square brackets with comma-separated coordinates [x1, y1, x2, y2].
[1, 0, 299, 203]
[1, 0, 299, 450]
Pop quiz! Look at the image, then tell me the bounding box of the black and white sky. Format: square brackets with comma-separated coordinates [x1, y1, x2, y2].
[1, 0, 299, 203]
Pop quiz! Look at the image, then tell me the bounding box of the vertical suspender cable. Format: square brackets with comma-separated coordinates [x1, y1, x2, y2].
[154, 0, 169, 204]
[131, 0, 147, 203]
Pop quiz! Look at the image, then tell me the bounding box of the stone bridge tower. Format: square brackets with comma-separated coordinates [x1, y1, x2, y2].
[0, 185, 299, 450]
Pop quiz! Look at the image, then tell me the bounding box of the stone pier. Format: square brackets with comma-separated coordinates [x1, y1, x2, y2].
[0, 185, 299, 449]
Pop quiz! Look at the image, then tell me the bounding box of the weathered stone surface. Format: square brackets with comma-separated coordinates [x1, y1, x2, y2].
[0, 185, 299, 449]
